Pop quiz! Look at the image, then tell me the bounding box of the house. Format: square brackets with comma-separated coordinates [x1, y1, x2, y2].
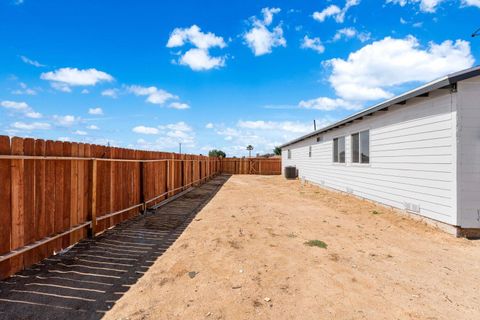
[280, 66, 480, 237]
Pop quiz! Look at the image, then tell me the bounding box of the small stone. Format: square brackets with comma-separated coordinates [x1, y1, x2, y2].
[264, 297, 271, 302]
[239, 269, 244, 273]
[206, 312, 212, 317]
[232, 285, 242, 289]
[188, 271, 198, 279]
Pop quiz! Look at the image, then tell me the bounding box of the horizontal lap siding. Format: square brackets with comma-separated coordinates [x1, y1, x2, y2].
[458, 78, 480, 228]
[283, 90, 457, 225]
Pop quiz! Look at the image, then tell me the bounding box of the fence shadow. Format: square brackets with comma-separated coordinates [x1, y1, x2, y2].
[0, 174, 231, 320]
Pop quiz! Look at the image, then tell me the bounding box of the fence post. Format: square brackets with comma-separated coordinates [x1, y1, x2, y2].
[88, 159, 97, 237]
[139, 161, 145, 213]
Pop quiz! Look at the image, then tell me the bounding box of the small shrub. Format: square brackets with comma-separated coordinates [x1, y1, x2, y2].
[304, 240, 327, 249]
[371, 210, 382, 215]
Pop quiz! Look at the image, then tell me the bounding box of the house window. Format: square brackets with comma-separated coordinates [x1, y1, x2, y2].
[352, 130, 370, 163]
[333, 137, 345, 163]
[308, 146, 312, 158]
[288, 149, 291, 159]
[316, 136, 323, 143]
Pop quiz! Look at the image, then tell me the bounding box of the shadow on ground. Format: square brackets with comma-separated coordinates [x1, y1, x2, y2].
[0, 175, 231, 320]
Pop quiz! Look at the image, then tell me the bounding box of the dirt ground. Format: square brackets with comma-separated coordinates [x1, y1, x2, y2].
[105, 175, 480, 320]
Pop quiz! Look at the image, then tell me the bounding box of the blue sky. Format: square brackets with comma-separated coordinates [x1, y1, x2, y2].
[1, 0, 479, 156]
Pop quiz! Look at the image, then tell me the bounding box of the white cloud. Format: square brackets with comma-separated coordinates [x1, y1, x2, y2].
[53, 115, 79, 127]
[132, 126, 160, 135]
[179, 48, 225, 71]
[1, 100, 42, 118]
[325, 36, 475, 101]
[1, 100, 29, 111]
[11, 122, 51, 130]
[237, 120, 312, 133]
[127, 85, 178, 105]
[301, 36, 325, 53]
[20, 55, 45, 67]
[313, 5, 341, 22]
[167, 25, 226, 71]
[168, 102, 190, 109]
[386, 0, 443, 13]
[81, 89, 89, 94]
[101, 88, 119, 98]
[205, 123, 214, 129]
[12, 82, 37, 96]
[463, 0, 480, 8]
[313, 0, 360, 23]
[333, 27, 371, 42]
[87, 125, 99, 130]
[136, 121, 195, 150]
[244, 7, 286, 56]
[88, 107, 103, 115]
[40, 67, 114, 92]
[74, 130, 87, 136]
[299, 97, 362, 111]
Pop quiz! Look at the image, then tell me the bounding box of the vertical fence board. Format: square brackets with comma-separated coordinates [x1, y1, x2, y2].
[0, 136, 11, 278]
[10, 137, 25, 274]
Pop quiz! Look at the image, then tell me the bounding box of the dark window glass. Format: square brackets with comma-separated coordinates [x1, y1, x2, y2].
[288, 149, 291, 159]
[333, 138, 338, 162]
[360, 130, 369, 163]
[352, 133, 359, 163]
[338, 137, 345, 163]
[309, 146, 312, 158]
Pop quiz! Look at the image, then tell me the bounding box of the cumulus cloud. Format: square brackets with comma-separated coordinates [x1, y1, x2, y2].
[463, 0, 480, 7]
[53, 115, 79, 127]
[325, 36, 474, 101]
[132, 126, 160, 135]
[167, 25, 226, 71]
[168, 102, 190, 110]
[212, 120, 333, 156]
[244, 7, 286, 56]
[298, 97, 362, 111]
[1, 100, 42, 118]
[11, 82, 37, 96]
[87, 125, 99, 130]
[11, 121, 51, 130]
[127, 85, 178, 105]
[88, 107, 103, 115]
[74, 130, 87, 136]
[101, 88, 119, 98]
[20, 55, 45, 67]
[301, 36, 325, 53]
[135, 122, 195, 151]
[40, 67, 114, 92]
[333, 27, 371, 42]
[205, 123, 214, 129]
[313, 0, 360, 23]
[385, 0, 443, 13]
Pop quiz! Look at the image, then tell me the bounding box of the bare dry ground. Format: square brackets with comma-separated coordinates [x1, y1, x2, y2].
[105, 175, 480, 320]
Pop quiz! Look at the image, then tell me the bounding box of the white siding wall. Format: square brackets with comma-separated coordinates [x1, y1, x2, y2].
[282, 89, 458, 226]
[457, 78, 480, 228]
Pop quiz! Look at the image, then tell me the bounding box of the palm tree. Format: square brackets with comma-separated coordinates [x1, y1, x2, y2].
[246, 145, 254, 158]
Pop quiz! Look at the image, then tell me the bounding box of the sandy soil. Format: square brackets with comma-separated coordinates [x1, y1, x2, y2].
[105, 175, 480, 320]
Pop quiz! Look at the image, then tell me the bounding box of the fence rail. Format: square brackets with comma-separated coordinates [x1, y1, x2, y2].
[0, 136, 282, 280]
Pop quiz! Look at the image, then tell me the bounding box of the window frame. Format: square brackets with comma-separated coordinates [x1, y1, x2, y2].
[351, 129, 370, 164]
[332, 136, 346, 164]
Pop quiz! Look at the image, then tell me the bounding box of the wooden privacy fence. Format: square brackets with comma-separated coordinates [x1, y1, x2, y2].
[0, 135, 221, 280]
[220, 157, 281, 175]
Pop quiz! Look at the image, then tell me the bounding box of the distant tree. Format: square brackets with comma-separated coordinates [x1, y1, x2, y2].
[273, 146, 281, 156]
[246, 145, 254, 158]
[208, 149, 226, 158]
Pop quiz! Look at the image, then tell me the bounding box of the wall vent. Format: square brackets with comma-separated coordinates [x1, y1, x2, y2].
[404, 202, 421, 213]
[316, 136, 323, 143]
